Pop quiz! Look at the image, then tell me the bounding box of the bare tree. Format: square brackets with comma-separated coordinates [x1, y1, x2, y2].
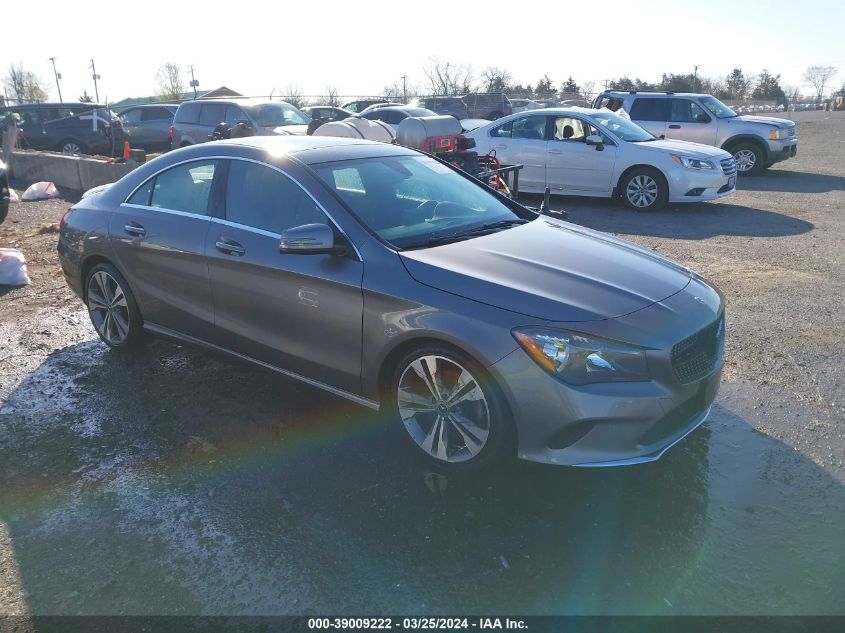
[282, 83, 305, 108]
[481, 66, 512, 93]
[3, 63, 48, 103]
[318, 85, 340, 107]
[155, 62, 185, 101]
[581, 80, 596, 103]
[423, 59, 475, 96]
[803, 65, 837, 103]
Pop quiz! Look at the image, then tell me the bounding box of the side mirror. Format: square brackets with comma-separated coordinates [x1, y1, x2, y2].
[696, 113, 711, 123]
[585, 134, 604, 150]
[280, 223, 344, 255]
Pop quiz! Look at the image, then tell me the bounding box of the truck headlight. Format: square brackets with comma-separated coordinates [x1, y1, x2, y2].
[513, 328, 650, 385]
[672, 155, 715, 170]
[769, 128, 792, 140]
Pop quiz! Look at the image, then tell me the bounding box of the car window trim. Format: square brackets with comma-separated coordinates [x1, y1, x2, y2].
[122, 157, 221, 217]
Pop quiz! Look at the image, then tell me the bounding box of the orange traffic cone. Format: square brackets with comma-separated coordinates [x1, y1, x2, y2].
[123, 140, 130, 160]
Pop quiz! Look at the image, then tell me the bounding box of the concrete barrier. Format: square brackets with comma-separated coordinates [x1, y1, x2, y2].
[9, 150, 139, 192]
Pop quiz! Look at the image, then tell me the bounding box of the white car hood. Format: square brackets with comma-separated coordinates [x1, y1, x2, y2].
[460, 118, 492, 132]
[638, 138, 732, 160]
[734, 115, 793, 128]
[263, 124, 309, 136]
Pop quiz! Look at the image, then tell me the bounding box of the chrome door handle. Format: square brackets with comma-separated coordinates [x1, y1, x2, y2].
[548, 149, 562, 155]
[668, 124, 681, 129]
[215, 239, 245, 256]
[124, 223, 146, 236]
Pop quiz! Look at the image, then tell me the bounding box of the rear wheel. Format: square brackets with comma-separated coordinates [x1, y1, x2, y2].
[85, 263, 144, 350]
[391, 345, 510, 468]
[731, 142, 764, 175]
[620, 167, 667, 211]
[59, 138, 86, 155]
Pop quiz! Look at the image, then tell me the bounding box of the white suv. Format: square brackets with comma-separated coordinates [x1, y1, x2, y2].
[465, 107, 736, 211]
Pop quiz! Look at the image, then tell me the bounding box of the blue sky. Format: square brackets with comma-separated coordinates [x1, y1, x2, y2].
[3, 0, 843, 102]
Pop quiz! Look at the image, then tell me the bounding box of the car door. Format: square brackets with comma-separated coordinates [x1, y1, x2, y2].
[628, 98, 669, 138]
[17, 108, 49, 150]
[120, 108, 144, 147]
[109, 159, 218, 341]
[485, 115, 548, 192]
[205, 158, 364, 393]
[545, 116, 617, 193]
[137, 107, 174, 151]
[665, 98, 717, 145]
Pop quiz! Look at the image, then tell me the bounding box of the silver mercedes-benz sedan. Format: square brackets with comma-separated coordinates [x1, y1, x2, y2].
[58, 136, 724, 468]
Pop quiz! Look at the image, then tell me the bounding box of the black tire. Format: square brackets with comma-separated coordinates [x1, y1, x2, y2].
[731, 142, 764, 176]
[763, 162, 775, 170]
[58, 138, 87, 155]
[84, 263, 145, 351]
[389, 344, 512, 469]
[619, 167, 668, 212]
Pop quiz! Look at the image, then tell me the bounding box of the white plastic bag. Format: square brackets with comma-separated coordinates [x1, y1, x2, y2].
[8, 189, 19, 202]
[0, 249, 30, 286]
[21, 181, 60, 201]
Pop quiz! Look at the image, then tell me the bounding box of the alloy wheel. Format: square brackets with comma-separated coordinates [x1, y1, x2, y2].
[87, 271, 131, 345]
[734, 148, 757, 172]
[62, 142, 83, 155]
[397, 355, 491, 463]
[626, 174, 658, 208]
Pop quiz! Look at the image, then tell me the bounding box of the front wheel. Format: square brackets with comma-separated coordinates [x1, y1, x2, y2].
[620, 168, 667, 211]
[391, 346, 510, 467]
[85, 263, 145, 350]
[59, 138, 86, 155]
[731, 142, 764, 175]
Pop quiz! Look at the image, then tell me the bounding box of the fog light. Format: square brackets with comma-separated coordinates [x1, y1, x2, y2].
[685, 188, 705, 196]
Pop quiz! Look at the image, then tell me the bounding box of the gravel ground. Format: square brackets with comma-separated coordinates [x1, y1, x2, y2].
[0, 114, 843, 617]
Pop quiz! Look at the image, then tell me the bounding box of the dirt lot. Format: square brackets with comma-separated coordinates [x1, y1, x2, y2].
[0, 114, 843, 617]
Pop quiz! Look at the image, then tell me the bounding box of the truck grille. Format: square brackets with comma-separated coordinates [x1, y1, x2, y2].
[671, 315, 724, 384]
[720, 158, 737, 176]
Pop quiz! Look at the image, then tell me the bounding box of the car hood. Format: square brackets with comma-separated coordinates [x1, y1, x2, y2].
[460, 118, 492, 132]
[734, 115, 793, 128]
[261, 124, 310, 136]
[399, 218, 692, 322]
[635, 138, 732, 159]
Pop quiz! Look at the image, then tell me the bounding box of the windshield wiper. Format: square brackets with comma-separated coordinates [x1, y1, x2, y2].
[421, 219, 529, 247]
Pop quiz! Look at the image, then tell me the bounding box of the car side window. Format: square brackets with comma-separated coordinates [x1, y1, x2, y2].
[199, 104, 226, 127]
[149, 160, 218, 215]
[512, 116, 546, 140]
[121, 109, 142, 124]
[127, 179, 155, 206]
[629, 98, 670, 121]
[141, 107, 172, 122]
[552, 117, 588, 141]
[225, 161, 327, 235]
[491, 120, 512, 138]
[670, 99, 708, 123]
[224, 106, 248, 126]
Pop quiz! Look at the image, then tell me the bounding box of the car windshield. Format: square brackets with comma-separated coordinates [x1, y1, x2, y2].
[244, 103, 311, 127]
[699, 96, 738, 119]
[312, 155, 531, 249]
[588, 112, 656, 142]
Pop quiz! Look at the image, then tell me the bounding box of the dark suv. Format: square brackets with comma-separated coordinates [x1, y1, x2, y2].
[0, 102, 125, 156]
[407, 97, 470, 119]
[462, 93, 513, 120]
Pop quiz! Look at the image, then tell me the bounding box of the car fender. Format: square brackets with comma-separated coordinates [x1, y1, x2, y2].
[720, 134, 770, 159]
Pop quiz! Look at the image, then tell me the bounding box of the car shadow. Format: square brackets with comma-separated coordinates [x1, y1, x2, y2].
[736, 169, 845, 194]
[1, 339, 844, 616]
[517, 194, 814, 240]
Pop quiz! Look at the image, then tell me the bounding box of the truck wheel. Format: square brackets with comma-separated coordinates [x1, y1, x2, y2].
[732, 142, 764, 175]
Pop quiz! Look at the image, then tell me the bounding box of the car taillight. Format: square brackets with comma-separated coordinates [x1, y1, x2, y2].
[60, 209, 72, 230]
[169, 126, 174, 141]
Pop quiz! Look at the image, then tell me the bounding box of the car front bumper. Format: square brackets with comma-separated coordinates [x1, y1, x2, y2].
[667, 166, 735, 203]
[766, 138, 798, 163]
[491, 278, 724, 466]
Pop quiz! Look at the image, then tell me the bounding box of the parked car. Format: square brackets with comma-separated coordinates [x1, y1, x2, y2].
[58, 135, 724, 468]
[118, 104, 177, 153]
[301, 106, 353, 122]
[357, 102, 405, 114]
[0, 102, 125, 156]
[171, 99, 311, 148]
[0, 159, 9, 224]
[462, 93, 513, 120]
[407, 97, 471, 119]
[510, 98, 543, 113]
[466, 108, 737, 211]
[341, 99, 389, 113]
[593, 91, 797, 175]
[358, 106, 437, 130]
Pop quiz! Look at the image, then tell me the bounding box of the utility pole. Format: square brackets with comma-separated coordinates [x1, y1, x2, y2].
[48, 57, 63, 103]
[189, 65, 199, 99]
[401, 75, 407, 102]
[90, 59, 101, 103]
[602, 79, 610, 90]
[693, 65, 699, 91]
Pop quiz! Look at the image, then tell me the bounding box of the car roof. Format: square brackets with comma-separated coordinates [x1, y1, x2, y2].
[213, 135, 417, 164]
[177, 98, 295, 108]
[602, 91, 709, 98]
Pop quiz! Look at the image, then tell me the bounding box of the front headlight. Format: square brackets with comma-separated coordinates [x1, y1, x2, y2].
[671, 155, 715, 170]
[512, 328, 650, 385]
[769, 128, 792, 140]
